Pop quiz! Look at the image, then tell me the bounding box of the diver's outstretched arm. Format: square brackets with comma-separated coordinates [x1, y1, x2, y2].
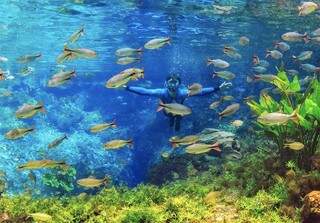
[126, 86, 166, 97]
[192, 87, 221, 96]
[179, 87, 220, 97]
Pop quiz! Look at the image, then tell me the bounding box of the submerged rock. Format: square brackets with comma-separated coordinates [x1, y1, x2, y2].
[302, 191, 320, 223]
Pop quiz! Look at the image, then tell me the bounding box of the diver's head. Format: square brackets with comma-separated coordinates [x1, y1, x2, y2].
[165, 74, 181, 93]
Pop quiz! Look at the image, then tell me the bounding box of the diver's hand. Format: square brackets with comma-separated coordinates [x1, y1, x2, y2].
[219, 81, 232, 90]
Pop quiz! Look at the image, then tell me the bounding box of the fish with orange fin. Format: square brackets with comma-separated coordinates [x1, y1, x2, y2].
[185, 142, 221, 154]
[169, 135, 199, 148]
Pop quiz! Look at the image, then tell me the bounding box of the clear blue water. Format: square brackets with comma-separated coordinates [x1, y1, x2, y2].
[0, 0, 319, 195]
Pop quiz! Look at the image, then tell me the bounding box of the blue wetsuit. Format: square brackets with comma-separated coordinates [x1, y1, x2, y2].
[126, 85, 220, 130]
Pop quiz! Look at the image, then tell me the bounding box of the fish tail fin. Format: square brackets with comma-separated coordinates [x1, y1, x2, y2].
[303, 33, 310, 43]
[273, 41, 279, 48]
[157, 100, 164, 112]
[63, 43, 69, 51]
[298, 6, 302, 16]
[103, 176, 109, 185]
[246, 75, 253, 83]
[290, 109, 300, 123]
[212, 70, 217, 78]
[171, 142, 177, 148]
[111, 120, 117, 128]
[265, 50, 270, 58]
[28, 126, 36, 132]
[57, 160, 66, 165]
[137, 47, 143, 53]
[167, 37, 171, 44]
[35, 101, 46, 113]
[207, 59, 212, 66]
[210, 143, 221, 152]
[71, 70, 77, 77]
[127, 139, 134, 148]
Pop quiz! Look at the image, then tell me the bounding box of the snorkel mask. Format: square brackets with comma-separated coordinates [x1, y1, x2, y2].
[165, 74, 181, 93]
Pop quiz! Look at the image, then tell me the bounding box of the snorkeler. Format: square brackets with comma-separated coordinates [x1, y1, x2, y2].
[126, 74, 232, 131]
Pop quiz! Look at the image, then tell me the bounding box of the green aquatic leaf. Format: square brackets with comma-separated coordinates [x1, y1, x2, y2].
[297, 114, 312, 130]
[288, 75, 300, 93]
[277, 71, 289, 83]
[246, 100, 264, 115]
[305, 98, 320, 119]
[311, 79, 320, 104]
[279, 99, 293, 114]
[259, 93, 280, 112]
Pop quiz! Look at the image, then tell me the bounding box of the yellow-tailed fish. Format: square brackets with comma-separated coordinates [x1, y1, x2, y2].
[221, 95, 234, 101]
[47, 74, 75, 87]
[274, 41, 290, 52]
[90, 121, 116, 133]
[77, 176, 108, 188]
[106, 68, 144, 88]
[115, 47, 143, 57]
[284, 142, 304, 151]
[266, 50, 283, 60]
[64, 45, 97, 59]
[209, 100, 222, 110]
[239, 36, 250, 46]
[292, 51, 313, 61]
[5, 127, 35, 140]
[48, 134, 67, 149]
[218, 103, 240, 119]
[56, 51, 78, 64]
[17, 53, 41, 63]
[15, 102, 45, 119]
[157, 100, 191, 116]
[69, 26, 84, 43]
[188, 83, 202, 96]
[247, 74, 278, 83]
[207, 58, 229, 68]
[212, 71, 235, 80]
[18, 160, 67, 170]
[185, 142, 221, 154]
[298, 1, 318, 16]
[281, 32, 309, 43]
[223, 46, 242, 59]
[104, 139, 133, 150]
[144, 37, 170, 50]
[116, 57, 140, 65]
[257, 110, 299, 125]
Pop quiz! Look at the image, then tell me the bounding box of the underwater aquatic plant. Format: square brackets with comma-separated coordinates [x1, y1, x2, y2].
[247, 70, 320, 169]
[42, 167, 76, 194]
